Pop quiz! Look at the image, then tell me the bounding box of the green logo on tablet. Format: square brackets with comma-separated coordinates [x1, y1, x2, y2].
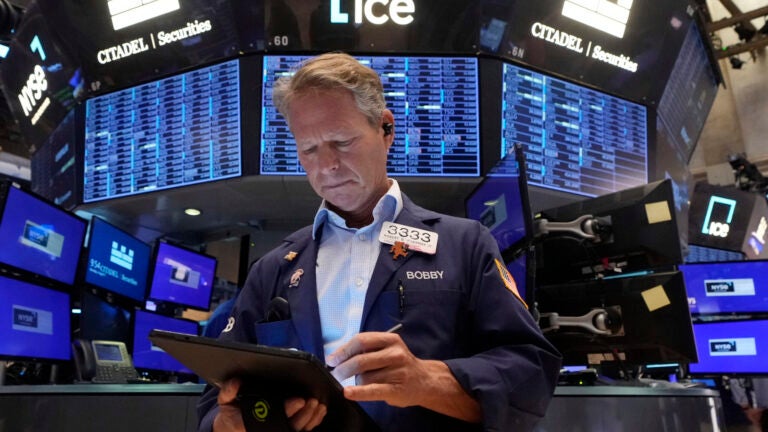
[252, 400, 270, 422]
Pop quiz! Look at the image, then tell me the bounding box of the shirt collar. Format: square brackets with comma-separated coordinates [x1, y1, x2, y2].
[312, 179, 403, 239]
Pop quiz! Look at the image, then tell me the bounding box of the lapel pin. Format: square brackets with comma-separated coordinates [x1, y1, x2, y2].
[390, 241, 408, 260]
[284, 251, 298, 262]
[289, 268, 304, 287]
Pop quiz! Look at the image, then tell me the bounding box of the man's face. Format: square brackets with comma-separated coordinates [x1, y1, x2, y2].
[287, 89, 393, 217]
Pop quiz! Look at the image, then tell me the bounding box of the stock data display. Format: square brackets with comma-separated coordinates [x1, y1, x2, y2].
[261, 56, 480, 176]
[83, 59, 241, 203]
[499, 63, 648, 197]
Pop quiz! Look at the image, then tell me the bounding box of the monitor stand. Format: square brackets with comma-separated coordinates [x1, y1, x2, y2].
[0, 362, 6, 386]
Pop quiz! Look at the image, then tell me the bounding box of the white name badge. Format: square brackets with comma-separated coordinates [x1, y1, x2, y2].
[379, 221, 438, 255]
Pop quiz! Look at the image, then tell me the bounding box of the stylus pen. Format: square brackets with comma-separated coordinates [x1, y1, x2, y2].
[385, 323, 403, 333]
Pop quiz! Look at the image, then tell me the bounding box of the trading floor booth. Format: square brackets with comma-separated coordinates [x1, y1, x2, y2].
[0, 0, 728, 430]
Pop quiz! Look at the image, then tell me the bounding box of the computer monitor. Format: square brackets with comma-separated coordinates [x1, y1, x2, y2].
[84, 217, 151, 304]
[0, 182, 87, 286]
[132, 310, 198, 378]
[260, 54, 481, 177]
[77, 291, 133, 346]
[0, 275, 72, 362]
[147, 242, 216, 312]
[535, 271, 697, 367]
[688, 319, 768, 376]
[465, 144, 533, 256]
[680, 260, 768, 315]
[82, 58, 243, 203]
[535, 179, 683, 284]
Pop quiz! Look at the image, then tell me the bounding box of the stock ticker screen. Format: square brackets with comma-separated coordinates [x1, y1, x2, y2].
[83, 59, 241, 203]
[260, 55, 480, 176]
[497, 62, 648, 197]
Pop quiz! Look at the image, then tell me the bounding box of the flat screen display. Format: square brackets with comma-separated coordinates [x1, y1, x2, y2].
[656, 22, 719, 163]
[680, 260, 768, 315]
[31, 108, 80, 211]
[688, 319, 768, 375]
[78, 291, 133, 344]
[261, 55, 480, 176]
[132, 309, 197, 374]
[85, 217, 152, 303]
[0, 275, 71, 361]
[465, 174, 529, 254]
[148, 242, 216, 311]
[0, 1, 84, 150]
[83, 59, 241, 203]
[0, 184, 87, 286]
[499, 62, 648, 197]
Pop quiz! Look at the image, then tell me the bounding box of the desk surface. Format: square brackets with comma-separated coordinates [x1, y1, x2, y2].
[0, 383, 719, 398]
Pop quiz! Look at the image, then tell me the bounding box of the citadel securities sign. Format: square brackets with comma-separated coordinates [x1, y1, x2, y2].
[529, 0, 641, 73]
[97, 19, 213, 65]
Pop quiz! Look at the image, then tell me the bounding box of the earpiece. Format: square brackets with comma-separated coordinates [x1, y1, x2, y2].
[382, 123, 393, 136]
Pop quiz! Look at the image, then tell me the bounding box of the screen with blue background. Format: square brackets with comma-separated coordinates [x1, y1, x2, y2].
[0, 275, 71, 361]
[148, 242, 216, 311]
[688, 319, 768, 375]
[132, 310, 197, 374]
[85, 217, 151, 302]
[465, 175, 528, 253]
[680, 260, 768, 314]
[261, 55, 480, 177]
[0, 185, 87, 285]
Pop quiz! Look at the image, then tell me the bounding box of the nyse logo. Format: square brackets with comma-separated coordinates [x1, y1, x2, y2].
[107, 0, 180, 31]
[330, 0, 415, 25]
[13, 308, 38, 328]
[701, 195, 737, 238]
[710, 341, 736, 353]
[561, 0, 634, 38]
[709, 338, 757, 356]
[705, 281, 734, 294]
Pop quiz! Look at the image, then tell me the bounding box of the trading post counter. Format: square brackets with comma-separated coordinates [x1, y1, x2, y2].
[0, 384, 724, 431]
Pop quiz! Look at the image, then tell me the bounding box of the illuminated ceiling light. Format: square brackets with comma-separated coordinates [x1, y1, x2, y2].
[184, 208, 202, 216]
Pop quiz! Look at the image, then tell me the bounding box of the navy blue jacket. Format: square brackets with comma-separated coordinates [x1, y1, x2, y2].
[198, 195, 561, 431]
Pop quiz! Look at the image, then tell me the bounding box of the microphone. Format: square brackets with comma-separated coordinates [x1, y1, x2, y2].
[265, 297, 291, 322]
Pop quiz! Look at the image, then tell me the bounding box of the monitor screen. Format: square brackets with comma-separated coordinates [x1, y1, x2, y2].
[30, 107, 80, 211]
[465, 145, 532, 254]
[78, 291, 133, 345]
[82, 58, 242, 203]
[132, 309, 197, 375]
[680, 260, 768, 315]
[85, 217, 152, 303]
[498, 61, 648, 198]
[536, 179, 683, 284]
[656, 22, 719, 163]
[148, 242, 216, 311]
[0, 1, 84, 150]
[688, 319, 768, 375]
[535, 271, 696, 366]
[685, 245, 745, 264]
[0, 275, 71, 361]
[260, 55, 480, 177]
[0, 183, 87, 286]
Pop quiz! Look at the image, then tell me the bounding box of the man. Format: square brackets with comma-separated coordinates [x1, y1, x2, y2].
[198, 52, 561, 431]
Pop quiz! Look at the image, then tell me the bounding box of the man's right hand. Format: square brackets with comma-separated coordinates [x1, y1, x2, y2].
[213, 378, 328, 431]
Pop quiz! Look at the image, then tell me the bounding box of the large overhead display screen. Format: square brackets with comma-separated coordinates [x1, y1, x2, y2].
[263, 0, 702, 104]
[497, 62, 648, 198]
[83, 59, 241, 203]
[261, 55, 480, 176]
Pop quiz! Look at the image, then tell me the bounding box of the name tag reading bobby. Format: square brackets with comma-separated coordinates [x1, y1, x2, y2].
[379, 221, 438, 255]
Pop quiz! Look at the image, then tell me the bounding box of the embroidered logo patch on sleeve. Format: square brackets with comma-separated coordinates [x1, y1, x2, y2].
[494, 258, 528, 309]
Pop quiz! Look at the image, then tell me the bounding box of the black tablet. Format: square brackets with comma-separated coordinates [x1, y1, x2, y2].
[148, 330, 380, 431]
